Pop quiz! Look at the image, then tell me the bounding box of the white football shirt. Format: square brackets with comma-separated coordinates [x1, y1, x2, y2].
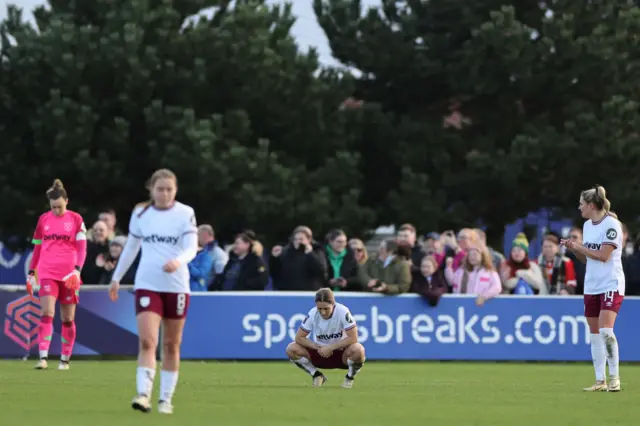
[299, 302, 357, 347]
[582, 214, 625, 295]
[129, 202, 198, 294]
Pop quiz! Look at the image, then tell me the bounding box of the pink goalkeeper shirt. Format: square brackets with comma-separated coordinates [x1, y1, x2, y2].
[31, 211, 87, 281]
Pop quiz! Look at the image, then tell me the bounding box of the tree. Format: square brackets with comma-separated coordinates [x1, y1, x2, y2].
[0, 0, 376, 249]
[314, 0, 640, 239]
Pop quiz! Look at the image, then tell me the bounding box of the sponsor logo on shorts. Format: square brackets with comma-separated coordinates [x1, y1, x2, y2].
[142, 235, 179, 245]
[4, 295, 40, 350]
[139, 296, 150, 308]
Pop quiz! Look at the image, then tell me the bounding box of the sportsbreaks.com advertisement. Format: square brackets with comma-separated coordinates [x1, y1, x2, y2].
[2, 289, 639, 361]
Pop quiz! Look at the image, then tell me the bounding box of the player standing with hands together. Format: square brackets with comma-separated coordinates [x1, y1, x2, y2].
[108, 169, 198, 414]
[27, 179, 87, 370]
[561, 185, 624, 392]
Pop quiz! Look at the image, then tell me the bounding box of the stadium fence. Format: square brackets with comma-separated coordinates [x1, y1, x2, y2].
[1, 285, 639, 361]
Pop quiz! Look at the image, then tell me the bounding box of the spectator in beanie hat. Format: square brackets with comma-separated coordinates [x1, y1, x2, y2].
[500, 232, 546, 294]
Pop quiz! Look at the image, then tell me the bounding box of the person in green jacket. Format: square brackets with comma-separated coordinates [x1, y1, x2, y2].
[365, 239, 412, 294]
[324, 229, 368, 291]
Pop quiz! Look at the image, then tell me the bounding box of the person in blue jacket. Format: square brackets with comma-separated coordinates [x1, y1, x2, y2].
[188, 242, 214, 292]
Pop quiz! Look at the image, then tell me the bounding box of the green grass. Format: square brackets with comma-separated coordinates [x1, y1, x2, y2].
[0, 361, 638, 425]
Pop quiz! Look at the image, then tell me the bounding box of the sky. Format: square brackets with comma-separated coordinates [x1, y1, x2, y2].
[0, 0, 380, 68]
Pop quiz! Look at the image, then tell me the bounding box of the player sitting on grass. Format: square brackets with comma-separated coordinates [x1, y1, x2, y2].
[286, 288, 365, 388]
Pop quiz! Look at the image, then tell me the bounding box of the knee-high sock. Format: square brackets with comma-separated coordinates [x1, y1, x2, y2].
[38, 315, 54, 359]
[600, 328, 619, 376]
[590, 333, 606, 381]
[60, 321, 76, 361]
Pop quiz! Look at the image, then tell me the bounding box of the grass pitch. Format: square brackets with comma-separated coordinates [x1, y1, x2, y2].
[0, 360, 638, 425]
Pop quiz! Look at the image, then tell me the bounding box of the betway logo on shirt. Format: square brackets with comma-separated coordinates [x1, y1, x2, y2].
[584, 242, 601, 250]
[43, 234, 71, 242]
[142, 235, 179, 245]
[316, 332, 343, 340]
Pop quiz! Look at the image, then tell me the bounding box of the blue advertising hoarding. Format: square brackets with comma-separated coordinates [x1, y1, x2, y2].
[2, 289, 639, 361]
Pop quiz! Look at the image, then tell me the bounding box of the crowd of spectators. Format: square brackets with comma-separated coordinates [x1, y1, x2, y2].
[80, 211, 640, 305]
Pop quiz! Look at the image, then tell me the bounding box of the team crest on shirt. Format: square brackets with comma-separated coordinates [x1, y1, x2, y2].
[64, 222, 73, 232]
[606, 228, 617, 240]
[44, 225, 50, 231]
[139, 297, 150, 308]
[345, 312, 353, 323]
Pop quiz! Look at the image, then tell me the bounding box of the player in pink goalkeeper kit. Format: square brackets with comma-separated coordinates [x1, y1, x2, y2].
[27, 179, 87, 371]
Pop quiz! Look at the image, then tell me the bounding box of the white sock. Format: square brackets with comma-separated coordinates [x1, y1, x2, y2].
[291, 357, 317, 376]
[160, 370, 179, 403]
[590, 334, 606, 381]
[136, 367, 156, 397]
[600, 328, 620, 376]
[39, 350, 48, 359]
[347, 359, 364, 378]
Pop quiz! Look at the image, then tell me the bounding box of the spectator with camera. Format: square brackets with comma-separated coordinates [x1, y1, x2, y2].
[98, 236, 138, 285]
[445, 244, 502, 306]
[269, 226, 327, 291]
[501, 233, 545, 294]
[536, 232, 577, 295]
[439, 228, 478, 271]
[209, 231, 269, 291]
[422, 232, 453, 270]
[81, 220, 111, 284]
[365, 239, 412, 294]
[563, 227, 586, 294]
[324, 229, 368, 291]
[411, 256, 448, 306]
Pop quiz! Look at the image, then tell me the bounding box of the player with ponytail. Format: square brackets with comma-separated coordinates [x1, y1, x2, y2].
[109, 169, 198, 415]
[28, 179, 87, 370]
[561, 185, 625, 392]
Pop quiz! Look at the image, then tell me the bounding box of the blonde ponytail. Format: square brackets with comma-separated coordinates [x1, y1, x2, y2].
[595, 186, 611, 212]
[581, 184, 613, 215]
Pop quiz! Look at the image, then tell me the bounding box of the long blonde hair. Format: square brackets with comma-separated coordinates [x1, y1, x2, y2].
[348, 238, 368, 264]
[462, 245, 494, 272]
[581, 185, 617, 219]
